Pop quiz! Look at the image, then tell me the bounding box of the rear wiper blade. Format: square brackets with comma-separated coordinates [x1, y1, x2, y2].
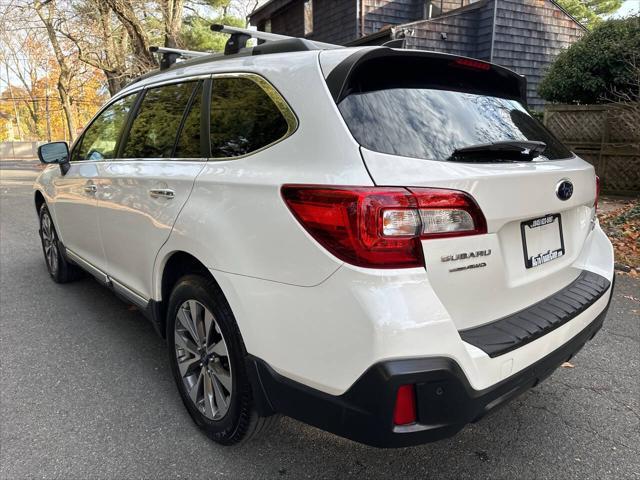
[450, 141, 547, 162]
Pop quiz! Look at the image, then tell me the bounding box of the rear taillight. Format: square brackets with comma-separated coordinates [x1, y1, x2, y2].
[393, 384, 417, 426]
[409, 187, 487, 239]
[595, 175, 600, 211]
[281, 185, 486, 269]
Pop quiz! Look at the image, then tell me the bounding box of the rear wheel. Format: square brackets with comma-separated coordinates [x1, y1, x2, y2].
[167, 274, 272, 445]
[38, 204, 83, 283]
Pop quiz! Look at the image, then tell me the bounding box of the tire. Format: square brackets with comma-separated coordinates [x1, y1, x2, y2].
[167, 274, 272, 445]
[38, 204, 83, 283]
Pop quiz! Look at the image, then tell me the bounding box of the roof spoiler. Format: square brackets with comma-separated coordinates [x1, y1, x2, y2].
[324, 47, 528, 105]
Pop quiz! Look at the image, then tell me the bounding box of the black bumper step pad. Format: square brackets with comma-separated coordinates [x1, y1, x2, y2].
[459, 270, 611, 358]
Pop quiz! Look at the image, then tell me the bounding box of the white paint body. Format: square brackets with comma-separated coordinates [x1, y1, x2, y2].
[35, 47, 614, 397]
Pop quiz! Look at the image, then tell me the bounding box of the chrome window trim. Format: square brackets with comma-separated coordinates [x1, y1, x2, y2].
[114, 74, 211, 102]
[66, 158, 207, 165]
[103, 158, 207, 163]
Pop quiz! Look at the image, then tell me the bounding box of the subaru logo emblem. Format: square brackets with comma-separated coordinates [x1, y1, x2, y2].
[556, 179, 573, 201]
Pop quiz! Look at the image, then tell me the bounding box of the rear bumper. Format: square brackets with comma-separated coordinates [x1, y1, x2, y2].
[247, 278, 613, 448]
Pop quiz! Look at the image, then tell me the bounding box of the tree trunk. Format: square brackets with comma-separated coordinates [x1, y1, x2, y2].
[4, 62, 23, 141]
[57, 77, 76, 141]
[104, 0, 156, 71]
[105, 71, 126, 96]
[35, 0, 77, 141]
[162, 0, 185, 48]
[44, 88, 52, 142]
[63, 0, 131, 96]
[99, 1, 128, 93]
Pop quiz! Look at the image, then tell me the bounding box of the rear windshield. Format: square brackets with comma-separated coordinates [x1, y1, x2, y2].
[339, 89, 571, 161]
[335, 55, 571, 162]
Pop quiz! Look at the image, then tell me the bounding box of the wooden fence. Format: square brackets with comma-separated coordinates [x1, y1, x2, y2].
[543, 104, 639, 196]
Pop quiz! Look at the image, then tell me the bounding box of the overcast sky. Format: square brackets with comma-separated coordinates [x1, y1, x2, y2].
[609, 0, 640, 18]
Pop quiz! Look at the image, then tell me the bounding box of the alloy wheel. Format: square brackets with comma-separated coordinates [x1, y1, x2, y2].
[41, 212, 58, 275]
[174, 299, 233, 420]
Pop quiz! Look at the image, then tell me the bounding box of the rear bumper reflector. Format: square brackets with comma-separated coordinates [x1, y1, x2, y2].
[460, 270, 612, 358]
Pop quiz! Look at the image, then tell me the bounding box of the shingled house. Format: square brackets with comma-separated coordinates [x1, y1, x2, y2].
[249, 0, 586, 108]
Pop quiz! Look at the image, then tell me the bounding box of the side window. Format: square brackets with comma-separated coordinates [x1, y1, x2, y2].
[174, 83, 202, 158]
[121, 81, 198, 159]
[210, 77, 290, 158]
[73, 94, 136, 161]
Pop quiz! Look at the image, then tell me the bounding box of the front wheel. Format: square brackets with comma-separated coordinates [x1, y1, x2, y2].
[38, 204, 83, 283]
[167, 274, 272, 445]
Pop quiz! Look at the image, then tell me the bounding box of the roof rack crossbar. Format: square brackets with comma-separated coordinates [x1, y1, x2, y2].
[211, 24, 293, 47]
[149, 46, 209, 70]
[129, 25, 343, 87]
[211, 24, 340, 56]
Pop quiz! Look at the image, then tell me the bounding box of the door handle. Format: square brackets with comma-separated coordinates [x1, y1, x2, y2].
[83, 184, 97, 194]
[149, 188, 175, 199]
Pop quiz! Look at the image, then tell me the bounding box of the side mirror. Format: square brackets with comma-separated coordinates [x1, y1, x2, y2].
[37, 142, 70, 174]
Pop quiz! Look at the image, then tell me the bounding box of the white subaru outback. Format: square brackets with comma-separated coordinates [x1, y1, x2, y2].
[33, 26, 614, 448]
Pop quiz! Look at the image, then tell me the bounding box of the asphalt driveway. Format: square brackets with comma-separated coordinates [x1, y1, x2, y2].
[1, 165, 638, 480]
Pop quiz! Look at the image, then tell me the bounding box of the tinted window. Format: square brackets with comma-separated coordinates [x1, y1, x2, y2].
[122, 82, 198, 159]
[210, 77, 289, 158]
[338, 89, 571, 162]
[174, 83, 202, 158]
[73, 94, 136, 161]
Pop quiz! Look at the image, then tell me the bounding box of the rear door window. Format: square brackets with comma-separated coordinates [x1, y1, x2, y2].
[209, 76, 290, 158]
[121, 81, 199, 159]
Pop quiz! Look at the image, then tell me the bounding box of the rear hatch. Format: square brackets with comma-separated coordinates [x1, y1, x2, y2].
[322, 49, 598, 330]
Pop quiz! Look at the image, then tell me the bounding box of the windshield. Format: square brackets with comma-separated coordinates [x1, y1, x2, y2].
[338, 88, 572, 162]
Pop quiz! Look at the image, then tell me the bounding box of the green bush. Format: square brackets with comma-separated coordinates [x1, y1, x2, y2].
[555, 0, 622, 29]
[539, 16, 640, 104]
[180, 15, 246, 53]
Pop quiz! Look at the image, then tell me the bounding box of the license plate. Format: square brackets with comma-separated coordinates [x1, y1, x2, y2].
[521, 214, 565, 269]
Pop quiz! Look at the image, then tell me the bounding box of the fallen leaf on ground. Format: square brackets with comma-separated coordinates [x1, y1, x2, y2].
[561, 362, 575, 368]
[598, 199, 640, 275]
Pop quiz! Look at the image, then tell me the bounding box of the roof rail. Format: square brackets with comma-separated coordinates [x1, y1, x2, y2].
[150, 46, 209, 70]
